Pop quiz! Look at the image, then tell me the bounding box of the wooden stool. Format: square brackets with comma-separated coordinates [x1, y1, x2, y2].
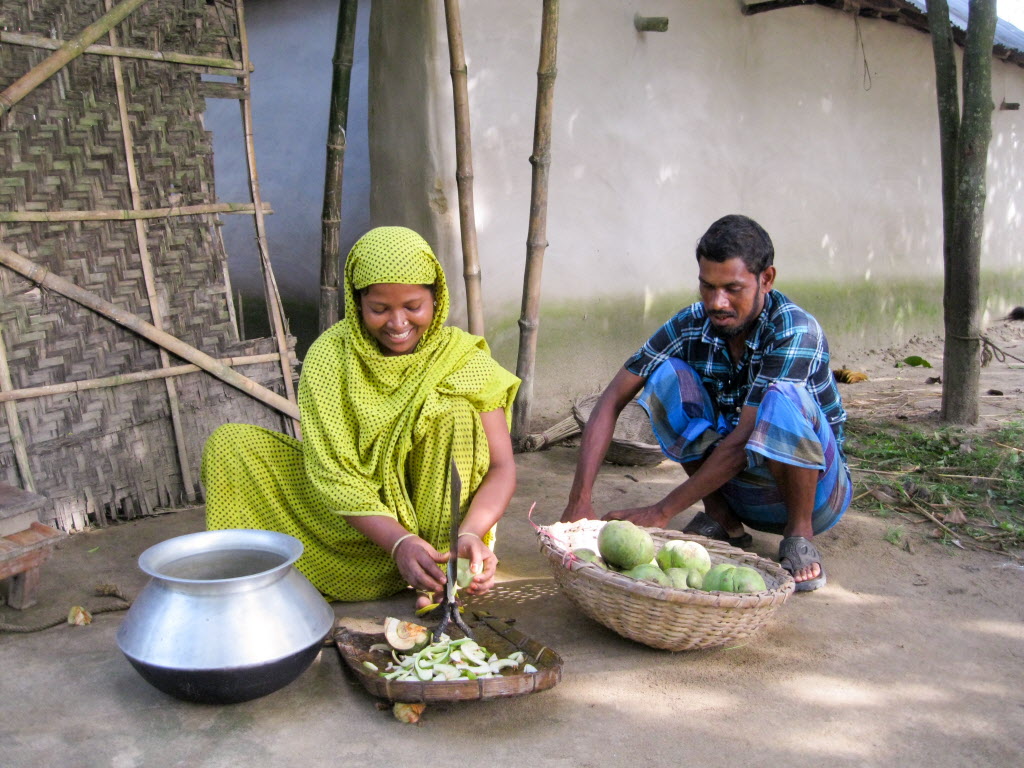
[0, 483, 64, 610]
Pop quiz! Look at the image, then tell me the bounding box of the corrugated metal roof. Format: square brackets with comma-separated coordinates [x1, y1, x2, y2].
[905, 0, 1024, 53]
[741, 1, 1024, 67]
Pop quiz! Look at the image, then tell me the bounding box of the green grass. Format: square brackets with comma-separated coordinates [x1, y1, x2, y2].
[884, 526, 905, 547]
[845, 418, 1024, 549]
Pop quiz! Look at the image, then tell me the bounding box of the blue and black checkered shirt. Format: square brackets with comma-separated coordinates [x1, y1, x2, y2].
[624, 290, 847, 445]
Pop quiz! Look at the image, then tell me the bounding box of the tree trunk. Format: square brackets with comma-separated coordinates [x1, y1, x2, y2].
[319, 0, 359, 333]
[927, 0, 997, 424]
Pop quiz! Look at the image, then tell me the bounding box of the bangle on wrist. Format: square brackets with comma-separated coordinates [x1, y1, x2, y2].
[390, 532, 416, 559]
[457, 531, 483, 543]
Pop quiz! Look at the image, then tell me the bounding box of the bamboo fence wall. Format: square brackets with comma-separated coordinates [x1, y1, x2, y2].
[0, 0, 297, 531]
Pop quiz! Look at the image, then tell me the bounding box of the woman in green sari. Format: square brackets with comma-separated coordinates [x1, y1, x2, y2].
[201, 227, 520, 605]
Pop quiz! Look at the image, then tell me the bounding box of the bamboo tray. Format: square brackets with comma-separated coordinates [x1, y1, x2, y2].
[333, 612, 562, 703]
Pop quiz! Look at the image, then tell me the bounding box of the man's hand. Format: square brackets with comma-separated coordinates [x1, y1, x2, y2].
[561, 498, 598, 523]
[602, 504, 673, 529]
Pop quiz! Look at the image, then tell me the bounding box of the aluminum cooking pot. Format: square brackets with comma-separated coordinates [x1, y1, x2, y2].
[116, 529, 334, 704]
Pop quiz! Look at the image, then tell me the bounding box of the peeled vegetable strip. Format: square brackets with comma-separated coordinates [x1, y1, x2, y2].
[371, 633, 536, 682]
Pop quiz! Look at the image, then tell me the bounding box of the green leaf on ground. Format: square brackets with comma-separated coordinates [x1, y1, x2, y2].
[901, 355, 933, 368]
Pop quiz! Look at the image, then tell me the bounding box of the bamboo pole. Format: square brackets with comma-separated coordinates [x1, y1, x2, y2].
[0, 0, 151, 118]
[319, 0, 359, 333]
[0, 202, 271, 223]
[105, 0, 194, 502]
[235, 0, 300, 437]
[0, 329, 36, 493]
[0, 246, 301, 421]
[212, 219, 240, 336]
[512, 0, 559, 447]
[0, 30, 247, 73]
[0, 353, 288, 404]
[442, 0, 485, 336]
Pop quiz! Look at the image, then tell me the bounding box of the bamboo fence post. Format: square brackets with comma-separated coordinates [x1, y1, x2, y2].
[512, 0, 559, 447]
[237, 290, 246, 339]
[0, 329, 36, 493]
[104, 0, 194, 501]
[442, 0, 485, 336]
[319, 0, 359, 333]
[234, 0, 300, 438]
[0, 0, 150, 118]
[0, 246, 301, 421]
[0, 353, 288, 404]
[0, 30, 246, 73]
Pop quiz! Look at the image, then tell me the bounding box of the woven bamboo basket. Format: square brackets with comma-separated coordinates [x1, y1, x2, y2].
[538, 520, 794, 651]
[572, 393, 664, 466]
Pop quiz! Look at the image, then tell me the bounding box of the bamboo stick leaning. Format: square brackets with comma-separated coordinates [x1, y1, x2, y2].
[0, 0, 151, 117]
[319, 0, 359, 333]
[0, 30, 246, 73]
[0, 329, 36, 493]
[443, 0, 486, 337]
[0, 353, 290, 404]
[512, 0, 560, 446]
[234, 0, 300, 437]
[0, 246, 301, 422]
[105, 0, 194, 500]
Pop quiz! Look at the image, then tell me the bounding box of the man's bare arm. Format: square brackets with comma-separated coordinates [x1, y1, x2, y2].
[603, 404, 758, 528]
[561, 367, 646, 522]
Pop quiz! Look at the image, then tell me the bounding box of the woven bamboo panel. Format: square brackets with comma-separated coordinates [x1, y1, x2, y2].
[0, 1, 293, 531]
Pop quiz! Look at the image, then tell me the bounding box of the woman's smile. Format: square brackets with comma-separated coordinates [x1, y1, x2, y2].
[359, 282, 435, 356]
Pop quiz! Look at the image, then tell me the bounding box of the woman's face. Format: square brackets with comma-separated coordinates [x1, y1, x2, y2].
[358, 283, 435, 356]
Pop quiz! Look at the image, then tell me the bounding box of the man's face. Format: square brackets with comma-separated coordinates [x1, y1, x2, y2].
[698, 257, 775, 341]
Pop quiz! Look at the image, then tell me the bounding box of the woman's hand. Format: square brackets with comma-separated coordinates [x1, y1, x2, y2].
[456, 533, 498, 596]
[393, 536, 448, 594]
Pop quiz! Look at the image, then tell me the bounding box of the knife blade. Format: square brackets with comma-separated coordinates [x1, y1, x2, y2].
[446, 458, 461, 602]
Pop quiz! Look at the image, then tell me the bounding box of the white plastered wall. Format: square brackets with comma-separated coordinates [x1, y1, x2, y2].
[368, 0, 1023, 325]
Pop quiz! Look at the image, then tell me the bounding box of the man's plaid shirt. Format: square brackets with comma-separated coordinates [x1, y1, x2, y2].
[624, 290, 847, 445]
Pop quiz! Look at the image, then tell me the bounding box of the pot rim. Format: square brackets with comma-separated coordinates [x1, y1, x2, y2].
[138, 528, 303, 585]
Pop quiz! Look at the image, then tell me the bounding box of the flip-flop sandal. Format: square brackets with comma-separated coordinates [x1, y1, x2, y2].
[682, 510, 753, 549]
[778, 536, 827, 592]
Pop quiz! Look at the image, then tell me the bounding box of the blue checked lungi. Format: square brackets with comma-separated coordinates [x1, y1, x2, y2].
[638, 359, 851, 534]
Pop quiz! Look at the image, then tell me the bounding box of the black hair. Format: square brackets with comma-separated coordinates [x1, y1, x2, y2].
[695, 214, 774, 275]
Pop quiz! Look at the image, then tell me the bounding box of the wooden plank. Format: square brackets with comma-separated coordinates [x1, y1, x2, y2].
[0, 522, 65, 557]
[0, 544, 53, 580]
[0, 482, 47, 519]
[7, 566, 41, 609]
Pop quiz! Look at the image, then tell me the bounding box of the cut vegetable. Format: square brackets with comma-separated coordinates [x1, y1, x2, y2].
[383, 617, 431, 653]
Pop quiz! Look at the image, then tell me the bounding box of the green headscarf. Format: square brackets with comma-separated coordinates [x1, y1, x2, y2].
[298, 227, 519, 547]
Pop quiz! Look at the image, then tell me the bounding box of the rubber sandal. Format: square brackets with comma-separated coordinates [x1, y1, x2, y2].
[682, 510, 753, 549]
[778, 536, 827, 592]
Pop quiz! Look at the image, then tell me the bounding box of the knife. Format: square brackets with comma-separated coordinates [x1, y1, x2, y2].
[433, 458, 475, 640]
[445, 457, 461, 606]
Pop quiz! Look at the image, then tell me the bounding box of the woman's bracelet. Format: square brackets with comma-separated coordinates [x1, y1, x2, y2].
[390, 532, 417, 559]
[457, 531, 483, 543]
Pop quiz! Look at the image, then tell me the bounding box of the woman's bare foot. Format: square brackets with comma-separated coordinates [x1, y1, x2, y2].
[414, 591, 437, 612]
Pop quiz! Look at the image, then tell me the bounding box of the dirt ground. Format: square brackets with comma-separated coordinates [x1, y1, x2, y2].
[1, 324, 1023, 768]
